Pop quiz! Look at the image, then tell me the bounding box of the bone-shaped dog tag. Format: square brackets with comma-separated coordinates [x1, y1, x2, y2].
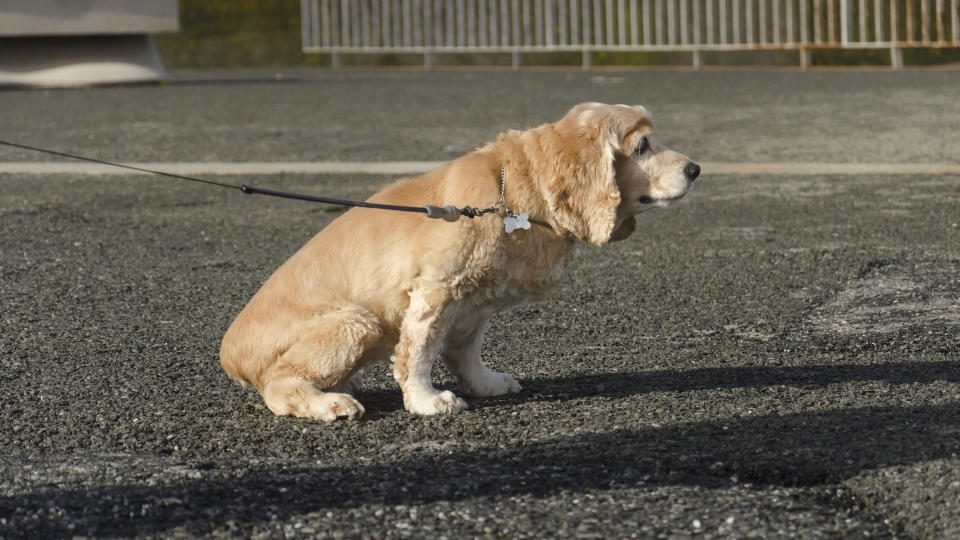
[504, 212, 531, 233]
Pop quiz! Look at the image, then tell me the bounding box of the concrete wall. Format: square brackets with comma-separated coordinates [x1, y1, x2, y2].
[0, 0, 179, 87]
[0, 0, 178, 36]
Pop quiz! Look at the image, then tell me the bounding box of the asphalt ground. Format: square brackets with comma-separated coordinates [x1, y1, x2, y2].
[1, 69, 959, 538]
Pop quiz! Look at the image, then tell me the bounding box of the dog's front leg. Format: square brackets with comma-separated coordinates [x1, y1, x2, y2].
[442, 316, 522, 397]
[392, 286, 468, 415]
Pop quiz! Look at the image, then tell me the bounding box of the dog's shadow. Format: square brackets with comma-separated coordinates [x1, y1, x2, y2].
[360, 360, 960, 416]
[352, 388, 405, 418]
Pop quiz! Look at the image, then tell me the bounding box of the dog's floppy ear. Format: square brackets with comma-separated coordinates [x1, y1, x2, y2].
[545, 103, 644, 246]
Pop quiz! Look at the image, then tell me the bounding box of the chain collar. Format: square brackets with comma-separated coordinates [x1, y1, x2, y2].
[457, 166, 552, 233]
[496, 167, 521, 218]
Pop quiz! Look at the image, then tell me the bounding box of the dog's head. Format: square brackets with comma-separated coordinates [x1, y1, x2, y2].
[543, 102, 700, 245]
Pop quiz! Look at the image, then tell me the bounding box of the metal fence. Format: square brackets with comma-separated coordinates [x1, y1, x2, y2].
[301, 0, 960, 68]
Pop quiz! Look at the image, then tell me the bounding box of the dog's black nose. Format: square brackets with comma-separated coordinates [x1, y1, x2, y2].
[684, 162, 701, 181]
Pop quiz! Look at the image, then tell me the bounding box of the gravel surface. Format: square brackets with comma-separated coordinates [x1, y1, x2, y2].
[1, 69, 959, 538]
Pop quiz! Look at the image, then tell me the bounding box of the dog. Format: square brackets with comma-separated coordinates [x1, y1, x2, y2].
[220, 102, 700, 422]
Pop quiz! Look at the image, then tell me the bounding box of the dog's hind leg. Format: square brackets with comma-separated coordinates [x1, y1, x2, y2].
[260, 304, 382, 422]
[442, 315, 522, 397]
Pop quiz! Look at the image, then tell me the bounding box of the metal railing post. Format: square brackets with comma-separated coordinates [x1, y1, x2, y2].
[841, 0, 852, 45]
[890, 0, 903, 68]
[890, 47, 903, 68]
[692, 49, 703, 69]
[582, 49, 593, 70]
[954, 0, 960, 44]
[301, 0, 311, 51]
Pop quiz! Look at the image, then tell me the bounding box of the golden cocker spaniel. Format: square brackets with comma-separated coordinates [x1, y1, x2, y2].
[220, 102, 701, 421]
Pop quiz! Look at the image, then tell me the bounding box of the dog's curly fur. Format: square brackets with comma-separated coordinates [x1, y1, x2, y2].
[220, 102, 699, 421]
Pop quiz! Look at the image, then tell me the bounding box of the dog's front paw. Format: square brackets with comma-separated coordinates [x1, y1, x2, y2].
[461, 370, 522, 397]
[404, 390, 468, 416]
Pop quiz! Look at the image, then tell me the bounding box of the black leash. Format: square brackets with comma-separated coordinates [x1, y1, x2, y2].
[0, 140, 495, 222]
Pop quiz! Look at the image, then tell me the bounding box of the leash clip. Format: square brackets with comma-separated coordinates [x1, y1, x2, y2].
[423, 204, 462, 222]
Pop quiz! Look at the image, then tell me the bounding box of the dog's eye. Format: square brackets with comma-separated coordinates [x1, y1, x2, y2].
[635, 136, 649, 156]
